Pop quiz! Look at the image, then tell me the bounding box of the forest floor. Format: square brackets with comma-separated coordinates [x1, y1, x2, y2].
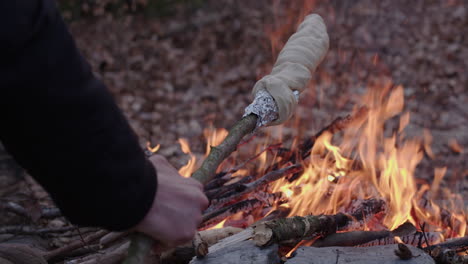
[0, 0, 466, 263]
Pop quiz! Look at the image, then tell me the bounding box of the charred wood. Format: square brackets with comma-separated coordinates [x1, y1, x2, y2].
[205, 175, 254, 200]
[201, 199, 264, 228]
[312, 222, 416, 247]
[211, 164, 302, 205]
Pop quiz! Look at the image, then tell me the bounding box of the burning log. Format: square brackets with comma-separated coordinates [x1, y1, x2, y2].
[311, 222, 441, 248]
[208, 198, 385, 253]
[424, 236, 468, 252]
[312, 223, 417, 247]
[423, 237, 468, 264]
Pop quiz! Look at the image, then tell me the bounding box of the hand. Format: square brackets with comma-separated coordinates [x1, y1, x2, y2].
[134, 155, 209, 246]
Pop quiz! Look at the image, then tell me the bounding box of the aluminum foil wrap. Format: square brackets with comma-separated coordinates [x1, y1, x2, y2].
[243, 89, 300, 128]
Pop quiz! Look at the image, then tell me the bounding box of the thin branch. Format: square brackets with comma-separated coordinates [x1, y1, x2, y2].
[44, 230, 109, 261]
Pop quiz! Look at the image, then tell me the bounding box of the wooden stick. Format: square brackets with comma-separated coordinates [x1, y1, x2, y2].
[205, 175, 254, 200]
[192, 114, 258, 184]
[201, 199, 265, 227]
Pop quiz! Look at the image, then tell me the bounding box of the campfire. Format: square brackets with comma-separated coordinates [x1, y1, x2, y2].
[154, 2, 467, 263]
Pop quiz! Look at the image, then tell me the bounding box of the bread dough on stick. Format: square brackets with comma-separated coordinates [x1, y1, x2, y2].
[245, 14, 329, 126]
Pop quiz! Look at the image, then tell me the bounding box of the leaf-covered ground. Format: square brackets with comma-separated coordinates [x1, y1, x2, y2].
[0, 0, 466, 263]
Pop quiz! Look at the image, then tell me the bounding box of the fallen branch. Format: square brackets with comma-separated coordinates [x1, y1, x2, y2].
[44, 230, 109, 262]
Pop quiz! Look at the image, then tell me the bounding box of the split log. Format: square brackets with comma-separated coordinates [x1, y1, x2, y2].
[201, 199, 265, 227]
[161, 227, 243, 264]
[424, 236, 468, 252]
[189, 240, 279, 264]
[285, 244, 435, 264]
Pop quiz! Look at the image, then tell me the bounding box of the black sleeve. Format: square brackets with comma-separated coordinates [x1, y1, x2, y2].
[0, 0, 157, 231]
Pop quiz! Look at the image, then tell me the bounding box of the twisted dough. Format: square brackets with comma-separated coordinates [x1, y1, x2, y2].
[252, 14, 329, 125]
